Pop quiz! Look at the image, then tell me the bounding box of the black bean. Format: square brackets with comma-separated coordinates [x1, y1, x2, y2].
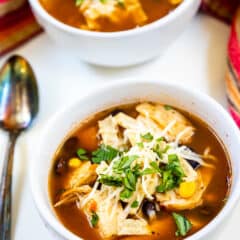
[63, 137, 79, 151]
[55, 157, 67, 175]
[142, 200, 157, 220]
[199, 205, 213, 216]
[186, 159, 200, 169]
[111, 109, 122, 116]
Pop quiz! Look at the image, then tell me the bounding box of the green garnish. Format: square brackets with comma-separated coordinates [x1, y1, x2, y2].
[100, 0, 107, 3]
[172, 213, 192, 237]
[149, 161, 161, 172]
[75, 0, 84, 6]
[156, 154, 184, 193]
[164, 105, 173, 110]
[90, 212, 99, 228]
[121, 155, 138, 169]
[153, 143, 170, 159]
[123, 170, 137, 191]
[156, 137, 164, 142]
[131, 164, 141, 176]
[99, 175, 123, 187]
[141, 168, 157, 175]
[77, 148, 88, 160]
[141, 132, 154, 141]
[113, 155, 138, 173]
[131, 200, 139, 208]
[116, 0, 125, 8]
[137, 142, 144, 148]
[92, 145, 119, 164]
[140, 161, 161, 176]
[120, 188, 133, 200]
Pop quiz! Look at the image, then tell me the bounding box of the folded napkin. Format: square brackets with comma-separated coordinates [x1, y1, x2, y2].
[201, 1, 240, 127]
[0, 0, 240, 126]
[0, 0, 42, 56]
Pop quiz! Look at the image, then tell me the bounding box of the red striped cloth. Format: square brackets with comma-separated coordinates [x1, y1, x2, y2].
[0, 0, 42, 57]
[226, 8, 240, 127]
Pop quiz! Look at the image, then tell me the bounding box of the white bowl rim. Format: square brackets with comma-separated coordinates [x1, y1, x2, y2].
[29, 0, 197, 38]
[30, 78, 240, 240]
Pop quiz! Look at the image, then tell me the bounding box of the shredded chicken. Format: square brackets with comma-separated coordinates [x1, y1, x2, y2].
[64, 161, 98, 189]
[136, 103, 195, 144]
[79, 0, 147, 31]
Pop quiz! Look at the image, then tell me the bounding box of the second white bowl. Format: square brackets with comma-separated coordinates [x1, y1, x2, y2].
[29, 0, 200, 67]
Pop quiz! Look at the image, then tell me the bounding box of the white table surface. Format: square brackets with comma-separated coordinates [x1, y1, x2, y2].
[0, 13, 239, 240]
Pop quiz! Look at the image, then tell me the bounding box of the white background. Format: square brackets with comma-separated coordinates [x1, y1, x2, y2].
[0, 14, 239, 240]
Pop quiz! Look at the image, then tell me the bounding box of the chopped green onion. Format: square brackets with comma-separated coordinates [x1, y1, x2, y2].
[141, 168, 157, 175]
[99, 174, 123, 187]
[90, 212, 99, 227]
[77, 148, 88, 160]
[113, 155, 138, 172]
[156, 137, 164, 142]
[75, 0, 84, 6]
[156, 154, 184, 193]
[92, 145, 119, 164]
[141, 132, 154, 141]
[131, 200, 139, 208]
[164, 105, 173, 110]
[137, 142, 144, 148]
[172, 212, 192, 237]
[116, 0, 125, 8]
[120, 188, 133, 200]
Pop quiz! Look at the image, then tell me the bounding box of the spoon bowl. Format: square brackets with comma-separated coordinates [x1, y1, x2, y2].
[0, 55, 39, 240]
[0, 55, 39, 131]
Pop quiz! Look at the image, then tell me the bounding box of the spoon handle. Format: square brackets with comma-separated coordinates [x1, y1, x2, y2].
[0, 132, 19, 240]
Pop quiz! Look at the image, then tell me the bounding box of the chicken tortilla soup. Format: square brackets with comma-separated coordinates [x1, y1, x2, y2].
[49, 102, 231, 240]
[39, 0, 183, 32]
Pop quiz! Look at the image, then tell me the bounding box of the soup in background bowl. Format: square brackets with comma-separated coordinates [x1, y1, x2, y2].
[30, 80, 240, 240]
[39, 0, 182, 32]
[28, 0, 200, 66]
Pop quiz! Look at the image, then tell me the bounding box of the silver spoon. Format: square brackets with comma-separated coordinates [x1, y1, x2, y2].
[0, 55, 39, 240]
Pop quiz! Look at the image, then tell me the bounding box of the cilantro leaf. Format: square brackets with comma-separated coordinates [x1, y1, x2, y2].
[99, 174, 123, 187]
[137, 142, 144, 148]
[156, 137, 164, 142]
[123, 170, 137, 191]
[156, 154, 184, 193]
[75, 0, 84, 6]
[131, 200, 139, 208]
[120, 188, 133, 200]
[164, 105, 173, 110]
[172, 213, 192, 237]
[77, 148, 88, 160]
[141, 132, 154, 141]
[141, 168, 157, 175]
[153, 143, 170, 159]
[113, 155, 138, 173]
[92, 145, 119, 164]
[116, 0, 125, 8]
[90, 212, 99, 227]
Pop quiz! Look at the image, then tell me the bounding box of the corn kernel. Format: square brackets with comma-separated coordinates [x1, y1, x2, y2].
[179, 181, 196, 198]
[68, 158, 82, 168]
[169, 0, 183, 5]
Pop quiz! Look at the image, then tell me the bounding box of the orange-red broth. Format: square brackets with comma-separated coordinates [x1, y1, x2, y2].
[40, 0, 179, 32]
[49, 104, 231, 240]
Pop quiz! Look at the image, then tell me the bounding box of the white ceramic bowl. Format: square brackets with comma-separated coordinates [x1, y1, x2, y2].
[28, 0, 200, 67]
[31, 79, 240, 240]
